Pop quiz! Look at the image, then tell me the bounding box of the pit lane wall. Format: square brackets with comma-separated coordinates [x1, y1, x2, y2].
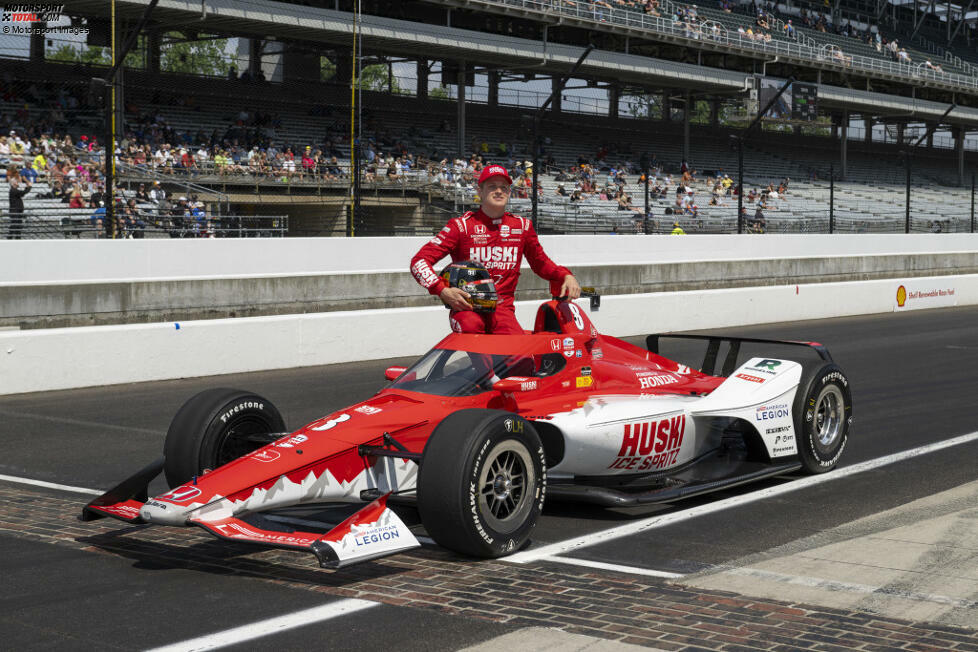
[1, 234, 977, 394]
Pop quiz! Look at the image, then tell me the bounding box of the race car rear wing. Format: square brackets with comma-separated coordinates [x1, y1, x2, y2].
[646, 334, 833, 377]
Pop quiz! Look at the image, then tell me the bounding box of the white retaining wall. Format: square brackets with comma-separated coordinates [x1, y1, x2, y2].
[2, 234, 978, 284]
[1, 272, 973, 395]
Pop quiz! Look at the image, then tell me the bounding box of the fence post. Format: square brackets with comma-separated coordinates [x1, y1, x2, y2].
[829, 163, 834, 234]
[972, 173, 975, 233]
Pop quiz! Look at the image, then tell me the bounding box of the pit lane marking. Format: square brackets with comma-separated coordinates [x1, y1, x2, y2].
[507, 429, 978, 565]
[0, 473, 101, 496]
[545, 555, 684, 579]
[144, 599, 379, 652]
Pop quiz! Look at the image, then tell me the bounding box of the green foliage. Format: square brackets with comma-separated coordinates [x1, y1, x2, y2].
[160, 33, 230, 76]
[357, 64, 400, 93]
[428, 85, 451, 100]
[321, 57, 336, 81]
[47, 43, 141, 67]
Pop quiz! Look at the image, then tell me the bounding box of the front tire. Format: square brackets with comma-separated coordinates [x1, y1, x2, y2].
[163, 388, 286, 487]
[793, 363, 852, 473]
[418, 409, 546, 558]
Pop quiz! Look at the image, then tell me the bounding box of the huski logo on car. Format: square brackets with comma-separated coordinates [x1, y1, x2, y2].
[608, 415, 686, 471]
[158, 486, 202, 503]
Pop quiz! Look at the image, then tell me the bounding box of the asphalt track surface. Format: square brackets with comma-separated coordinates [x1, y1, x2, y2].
[2, 305, 978, 650]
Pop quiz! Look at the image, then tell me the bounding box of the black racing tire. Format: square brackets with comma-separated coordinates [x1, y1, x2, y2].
[417, 409, 546, 558]
[163, 388, 286, 488]
[792, 363, 852, 473]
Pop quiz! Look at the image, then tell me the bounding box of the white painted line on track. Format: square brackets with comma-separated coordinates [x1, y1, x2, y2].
[143, 599, 379, 652]
[545, 555, 685, 579]
[725, 567, 978, 609]
[507, 429, 978, 564]
[0, 473, 101, 496]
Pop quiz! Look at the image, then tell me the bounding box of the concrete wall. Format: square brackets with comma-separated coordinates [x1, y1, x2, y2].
[3, 234, 978, 328]
[2, 234, 977, 283]
[0, 272, 973, 395]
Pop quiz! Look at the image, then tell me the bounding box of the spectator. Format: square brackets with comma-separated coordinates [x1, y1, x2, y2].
[671, 221, 686, 235]
[6, 166, 31, 239]
[90, 202, 106, 238]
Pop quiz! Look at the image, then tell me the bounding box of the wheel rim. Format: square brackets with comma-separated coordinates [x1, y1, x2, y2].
[478, 440, 536, 534]
[813, 385, 845, 452]
[213, 416, 272, 468]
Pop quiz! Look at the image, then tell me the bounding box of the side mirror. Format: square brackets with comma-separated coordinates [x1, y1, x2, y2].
[492, 376, 539, 393]
[384, 366, 407, 381]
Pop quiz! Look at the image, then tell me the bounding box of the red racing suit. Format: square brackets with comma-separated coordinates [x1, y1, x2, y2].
[410, 209, 572, 334]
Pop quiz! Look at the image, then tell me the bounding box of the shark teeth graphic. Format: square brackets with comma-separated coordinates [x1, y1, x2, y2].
[192, 456, 419, 523]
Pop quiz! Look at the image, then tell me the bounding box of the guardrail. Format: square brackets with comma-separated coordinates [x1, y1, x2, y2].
[491, 0, 978, 92]
[0, 208, 288, 239]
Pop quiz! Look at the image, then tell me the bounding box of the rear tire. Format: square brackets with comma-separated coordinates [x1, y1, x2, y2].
[792, 363, 852, 473]
[163, 388, 285, 487]
[418, 409, 546, 558]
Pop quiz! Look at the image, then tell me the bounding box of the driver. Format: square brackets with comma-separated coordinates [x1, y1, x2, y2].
[410, 164, 581, 334]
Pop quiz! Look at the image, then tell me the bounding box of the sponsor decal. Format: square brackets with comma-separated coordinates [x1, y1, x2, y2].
[467, 246, 518, 269]
[220, 401, 264, 424]
[561, 380, 571, 388]
[429, 236, 442, 245]
[755, 403, 789, 421]
[772, 446, 795, 455]
[754, 359, 782, 371]
[563, 350, 574, 358]
[440, 226, 450, 234]
[158, 486, 202, 503]
[562, 337, 575, 349]
[895, 282, 957, 310]
[550, 338, 562, 351]
[102, 504, 141, 518]
[511, 228, 522, 235]
[215, 521, 316, 546]
[353, 524, 402, 547]
[638, 373, 679, 389]
[354, 405, 382, 415]
[474, 224, 487, 235]
[410, 260, 439, 287]
[249, 449, 281, 463]
[276, 433, 308, 448]
[576, 376, 593, 388]
[146, 500, 167, 510]
[766, 426, 791, 435]
[311, 413, 351, 431]
[735, 373, 765, 383]
[608, 415, 686, 471]
[504, 418, 524, 433]
[675, 364, 692, 375]
[575, 350, 582, 358]
[592, 348, 603, 359]
[500, 225, 510, 238]
[581, 366, 592, 376]
[821, 371, 849, 388]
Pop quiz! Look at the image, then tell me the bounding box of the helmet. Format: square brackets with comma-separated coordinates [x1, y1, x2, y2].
[440, 261, 497, 313]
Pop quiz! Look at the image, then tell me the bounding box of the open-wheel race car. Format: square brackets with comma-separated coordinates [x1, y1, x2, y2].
[83, 296, 852, 568]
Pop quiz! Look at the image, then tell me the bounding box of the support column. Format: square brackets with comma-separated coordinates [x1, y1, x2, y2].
[147, 29, 160, 75]
[956, 126, 966, 186]
[456, 61, 466, 158]
[30, 23, 45, 62]
[417, 60, 428, 100]
[897, 123, 905, 144]
[841, 109, 848, 181]
[709, 100, 719, 129]
[607, 85, 618, 119]
[864, 117, 872, 142]
[487, 70, 499, 107]
[248, 39, 263, 79]
[661, 91, 671, 123]
[682, 90, 690, 164]
[552, 76, 562, 114]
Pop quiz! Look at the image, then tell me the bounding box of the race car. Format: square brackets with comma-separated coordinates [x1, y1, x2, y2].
[83, 297, 852, 568]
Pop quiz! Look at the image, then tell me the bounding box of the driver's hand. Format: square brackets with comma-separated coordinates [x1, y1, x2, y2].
[440, 286, 472, 311]
[560, 274, 582, 300]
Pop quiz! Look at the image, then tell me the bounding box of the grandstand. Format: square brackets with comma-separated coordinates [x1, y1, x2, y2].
[0, 0, 975, 237]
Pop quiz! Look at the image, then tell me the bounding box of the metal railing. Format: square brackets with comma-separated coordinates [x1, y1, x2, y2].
[492, 0, 978, 92]
[0, 209, 288, 239]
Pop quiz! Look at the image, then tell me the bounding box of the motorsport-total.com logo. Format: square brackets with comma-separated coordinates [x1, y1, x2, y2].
[2, 3, 63, 22]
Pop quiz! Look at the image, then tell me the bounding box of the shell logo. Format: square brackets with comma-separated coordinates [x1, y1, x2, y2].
[896, 285, 907, 307]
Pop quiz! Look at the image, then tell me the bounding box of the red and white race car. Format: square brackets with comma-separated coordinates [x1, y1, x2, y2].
[83, 297, 852, 568]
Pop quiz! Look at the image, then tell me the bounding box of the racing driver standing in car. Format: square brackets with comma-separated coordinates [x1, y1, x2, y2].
[410, 164, 581, 334]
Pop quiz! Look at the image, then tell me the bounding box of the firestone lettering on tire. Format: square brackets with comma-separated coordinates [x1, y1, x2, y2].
[220, 401, 264, 423]
[821, 371, 848, 387]
[469, 438, 495, 545]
